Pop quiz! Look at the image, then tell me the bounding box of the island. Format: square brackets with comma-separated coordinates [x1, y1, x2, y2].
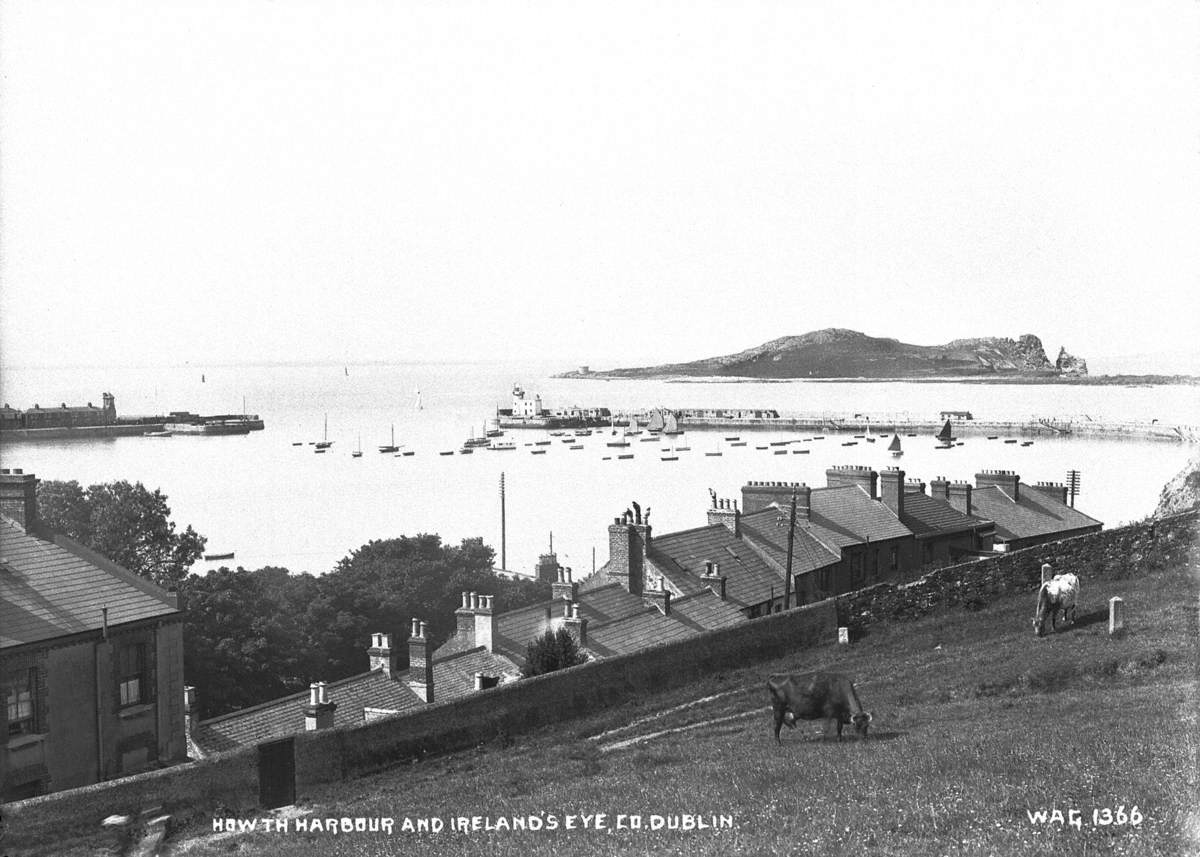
[558, 329, 1090, 380]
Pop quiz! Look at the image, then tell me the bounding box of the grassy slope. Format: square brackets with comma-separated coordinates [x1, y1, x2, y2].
[61, 549, 1200, 857]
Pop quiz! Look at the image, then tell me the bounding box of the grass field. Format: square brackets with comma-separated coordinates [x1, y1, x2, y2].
[46, 544, 1200, 857]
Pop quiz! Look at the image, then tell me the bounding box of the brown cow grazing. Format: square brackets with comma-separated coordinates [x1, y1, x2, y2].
[767, 672, 871, 744]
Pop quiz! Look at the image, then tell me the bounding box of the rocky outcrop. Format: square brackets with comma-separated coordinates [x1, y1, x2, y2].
[1155, 452, 1200, 518]
[561, 329, 1087, 380]
[1056, 347, 1089, 376]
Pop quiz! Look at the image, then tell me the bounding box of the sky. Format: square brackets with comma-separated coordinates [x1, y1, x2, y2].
[2, 0, 1198, 372]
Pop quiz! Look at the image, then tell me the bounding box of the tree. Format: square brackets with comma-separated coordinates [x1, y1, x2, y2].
[521, 628, 586, 678]
[37, 479, 206, 589]
[178, 566, 313, 717]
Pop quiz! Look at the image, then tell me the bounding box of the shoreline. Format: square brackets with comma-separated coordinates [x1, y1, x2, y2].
[557, 372, 1200, 386]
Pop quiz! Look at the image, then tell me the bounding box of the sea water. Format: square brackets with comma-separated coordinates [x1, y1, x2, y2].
[1, 361, 1196, 576]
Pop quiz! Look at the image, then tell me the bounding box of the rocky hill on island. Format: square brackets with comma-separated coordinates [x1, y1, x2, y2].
[1155, 451, 1200, 518]
[561, 328, 1088, 380]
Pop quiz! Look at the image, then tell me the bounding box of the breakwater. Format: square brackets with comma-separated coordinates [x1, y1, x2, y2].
[583, 412, 1200, 443]
[1, 416, 265, 442]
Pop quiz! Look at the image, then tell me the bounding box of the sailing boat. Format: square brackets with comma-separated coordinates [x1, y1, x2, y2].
[415, 388, 424, 411]
[888, 433, 903, 457]
[315, 414, 333, 449]
[379, 424, 399, 453]
[662, 412, 683, 436]
[935, 419, 954, 448]
[352, 433, 363, 458]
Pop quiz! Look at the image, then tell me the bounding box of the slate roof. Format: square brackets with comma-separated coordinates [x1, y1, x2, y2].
[899, 493, 990, 537]
[194, 646, 521, 755]
[0, 516, 180, 650]
[737, 514, 841, 575]
[487, 583, 652, 661]
[969, 486, 1102, 543]
[586, 590, 744, 657]
[649, 524, 787, 607]
[195, 668, 425, 754]
[809, 485, 913, 544]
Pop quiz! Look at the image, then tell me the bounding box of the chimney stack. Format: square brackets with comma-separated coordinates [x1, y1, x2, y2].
[551, 567, 578, 602]
[368, 633, 399, 675]
[742, 480, 808, 514]
[643, 577, 672, 616]
[930, 476, 950, 500]
[0, 469, 39, 533]
[701, 561, 727, 600]
[904, 478, 927, 495]
[408, 619, 434, 703]
[879, 468, 905, 518]
[303, 682, 337, 731]
[454, 592, 477, 648]
[607, 510, 647, 595]
[825, 465, 878, 499]
[706, 497, 741, 537]
[976, 470, 1020, 500]
[535, 552, 560, 584]
[1031, 482, 1069, 504]
[474, 594, 495, 653]
[562, 601, 588, 649]
[948, 482, 973, 516]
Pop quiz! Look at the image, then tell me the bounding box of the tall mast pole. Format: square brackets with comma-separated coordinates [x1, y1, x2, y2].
[784, 489, 797, 610]
[500, 472, 506, 571]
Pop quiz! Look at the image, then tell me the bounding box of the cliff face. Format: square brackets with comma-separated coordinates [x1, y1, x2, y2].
[1056, 347, 1089, 376]
[563, 329, 1087, 380]
[1155, 452, 1200, 518]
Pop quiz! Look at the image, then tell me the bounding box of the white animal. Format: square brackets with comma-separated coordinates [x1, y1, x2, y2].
[1033, 573, 1080, 637]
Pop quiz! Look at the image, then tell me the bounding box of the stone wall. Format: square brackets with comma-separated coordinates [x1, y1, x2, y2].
[836, 510, 1196, 635]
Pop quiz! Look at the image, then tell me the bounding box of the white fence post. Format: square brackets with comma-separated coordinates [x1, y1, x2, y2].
[837, 626, 850, 645]
[1109, 597, 1124, 635]
[1040, 563, 1053, 585]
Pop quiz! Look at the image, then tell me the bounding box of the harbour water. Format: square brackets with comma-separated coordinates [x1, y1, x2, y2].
[1, 361, 1196, 577]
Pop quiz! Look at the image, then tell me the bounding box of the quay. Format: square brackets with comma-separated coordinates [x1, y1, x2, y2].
[494, 386, 1199, 443]
[654, 414, 1200, 443]
[0, 393, 264, 442]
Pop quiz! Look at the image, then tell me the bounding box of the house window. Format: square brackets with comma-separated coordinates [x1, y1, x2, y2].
[4, 669, 36, 736]
[119, 643, 147, 707]
[890, 547, 899, 571]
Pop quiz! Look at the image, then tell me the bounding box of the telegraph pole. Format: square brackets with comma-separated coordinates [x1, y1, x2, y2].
[1066, 469, 1081, 508]
[784, 490, 797, 610]
[499, 472, 507, 571]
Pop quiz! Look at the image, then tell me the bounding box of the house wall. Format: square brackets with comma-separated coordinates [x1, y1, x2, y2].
[1, 619, 187, 801]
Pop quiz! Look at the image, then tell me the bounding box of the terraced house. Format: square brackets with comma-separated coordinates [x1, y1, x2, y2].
[0, 470, 188, 800]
